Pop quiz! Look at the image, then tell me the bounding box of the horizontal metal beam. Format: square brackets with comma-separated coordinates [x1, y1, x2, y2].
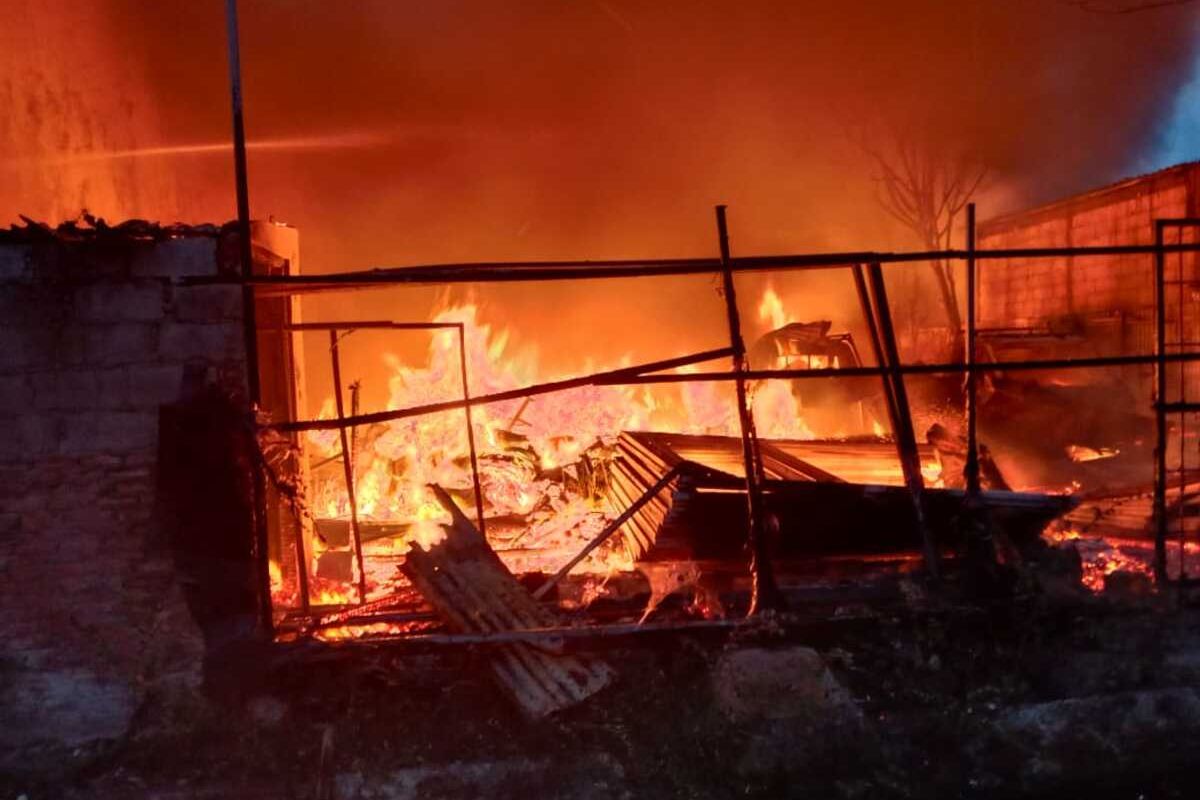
[182, 241, 1200, 294]
[280, 320, 462, 331]
[600, 350, 1200, 385]
[273, 349, 1200, 434]
[321, 617, 745, 647]
[269, 346, 735, 433]
[1158, 402, 1200, 413]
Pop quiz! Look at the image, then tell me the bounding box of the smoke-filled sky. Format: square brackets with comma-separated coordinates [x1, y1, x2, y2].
[4, 1, 1200, 260]
[4, 1, 1200, 398]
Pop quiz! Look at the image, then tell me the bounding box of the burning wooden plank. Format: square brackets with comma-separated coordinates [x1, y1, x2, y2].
[401, 485, 614, 718]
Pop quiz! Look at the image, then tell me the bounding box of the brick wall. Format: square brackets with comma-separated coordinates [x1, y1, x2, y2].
[0, 224, 261, 756]
[978, 163, 1197, 331]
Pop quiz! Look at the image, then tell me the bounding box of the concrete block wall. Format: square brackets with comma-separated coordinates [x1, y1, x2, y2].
[978, 164, 1196, 330]
[0, 227, 250, 757]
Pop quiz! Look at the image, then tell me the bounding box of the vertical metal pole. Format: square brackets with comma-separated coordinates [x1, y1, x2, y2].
[330, 330, 369, 604]
[349, 381, 361, 475]
[714, 205, 779, 615]
[1178, 231, 1188, 583]
[1183, 225, 1193, 583]
[852, 264, 901, 438]
[965, 203, 981, 496]
[225, 0, 272, 634]
[457, 324, 487, 536]
[1155, 220, 1169, 583]
[292, 507, 311, 616]
[866, 263, 940, 581]
[226, 0, 257, 400]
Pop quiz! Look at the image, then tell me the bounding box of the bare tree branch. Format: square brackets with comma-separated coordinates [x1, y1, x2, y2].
[853, 124, 987, 350]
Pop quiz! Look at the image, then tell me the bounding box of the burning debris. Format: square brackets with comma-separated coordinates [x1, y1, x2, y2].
[91, 157, 1192, 729]
[605, 430, 1072, 567]
[402, 486, 615, 717]
[255, 279, 1097, 701]
[12, 0, 1200, 793]
[290, 300, 837, 616]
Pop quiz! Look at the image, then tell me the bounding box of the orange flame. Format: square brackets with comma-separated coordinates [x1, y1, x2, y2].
[758, 285, 793, 331]
[303, 292, 833, 603]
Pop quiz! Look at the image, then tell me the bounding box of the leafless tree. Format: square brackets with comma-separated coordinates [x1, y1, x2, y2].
[859, 127, 986, 353]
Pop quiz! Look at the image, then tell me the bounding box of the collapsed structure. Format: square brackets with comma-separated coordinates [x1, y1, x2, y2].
[5, 164, 1200, 732]
[977, 163, 1200, 563]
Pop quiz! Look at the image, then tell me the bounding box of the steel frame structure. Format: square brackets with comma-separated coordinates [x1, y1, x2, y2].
[249, 210, 1200, 644]
[220, 3, 1200, 644]
[1153, 219, 1200, 585]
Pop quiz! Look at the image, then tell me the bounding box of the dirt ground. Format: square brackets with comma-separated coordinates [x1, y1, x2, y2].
[4, 555, 1200, 800]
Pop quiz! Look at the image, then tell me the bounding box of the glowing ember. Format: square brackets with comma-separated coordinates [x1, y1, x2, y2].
[312, 584, 355, 606]
[313, 622, 412, 642]
[1047, 529, 1156, 592]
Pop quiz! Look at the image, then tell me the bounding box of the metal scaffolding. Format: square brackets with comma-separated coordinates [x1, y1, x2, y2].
[241, 210, 1200, 644]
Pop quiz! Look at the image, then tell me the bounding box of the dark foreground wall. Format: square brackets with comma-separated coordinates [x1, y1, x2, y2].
[0, 221, 290, 756]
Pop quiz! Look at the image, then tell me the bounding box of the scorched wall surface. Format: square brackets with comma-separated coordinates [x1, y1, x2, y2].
[0, 225, 248, 754]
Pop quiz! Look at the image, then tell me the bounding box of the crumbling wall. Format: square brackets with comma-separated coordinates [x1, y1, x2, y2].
[0, 226, 249, 757]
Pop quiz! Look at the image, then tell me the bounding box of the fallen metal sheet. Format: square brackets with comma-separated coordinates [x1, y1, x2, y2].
[402, 486, 614, 718]
[607, 431, 1077, 563]
[1062, 479, 1200, 540]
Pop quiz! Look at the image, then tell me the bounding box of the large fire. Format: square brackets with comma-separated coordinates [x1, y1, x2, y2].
[296, 290, 838, 607]
[280, 288, 1159, 615]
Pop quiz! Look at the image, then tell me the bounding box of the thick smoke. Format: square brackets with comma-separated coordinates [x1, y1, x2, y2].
[3, 1, 1199, 401]
[5, 1, 1194, 257]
